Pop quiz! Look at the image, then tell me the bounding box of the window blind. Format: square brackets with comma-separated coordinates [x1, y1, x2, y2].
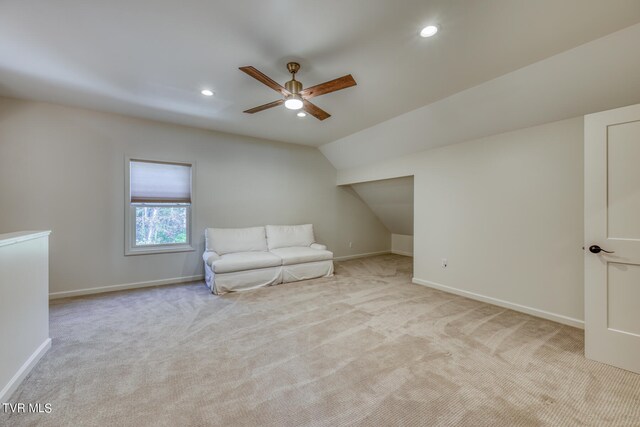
[130, 160, 191, 203]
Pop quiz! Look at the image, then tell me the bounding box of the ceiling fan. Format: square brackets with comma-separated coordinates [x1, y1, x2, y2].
[239, 62, 356, 120]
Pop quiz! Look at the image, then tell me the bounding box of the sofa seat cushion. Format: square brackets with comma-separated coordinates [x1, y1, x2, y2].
[270, 247, 333, 266]
[211, 251, 281, 274]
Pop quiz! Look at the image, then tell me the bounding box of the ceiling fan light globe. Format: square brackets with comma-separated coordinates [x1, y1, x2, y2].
[284, 97, 303, 110]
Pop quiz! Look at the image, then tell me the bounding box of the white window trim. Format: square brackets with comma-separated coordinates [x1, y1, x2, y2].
[124, 156, 195, 256]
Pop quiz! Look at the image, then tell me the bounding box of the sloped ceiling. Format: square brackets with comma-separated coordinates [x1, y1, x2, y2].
[1, 1, 639, 147]
[321, 23, 640, 170]
[350, 176, 414, 235]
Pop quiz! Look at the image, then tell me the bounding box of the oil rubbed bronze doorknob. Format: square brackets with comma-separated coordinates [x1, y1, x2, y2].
[589, 245, 615, 254]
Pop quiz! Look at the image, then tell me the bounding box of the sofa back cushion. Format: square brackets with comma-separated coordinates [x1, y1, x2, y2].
[266, 224, 315, 250]
[205, 227, 268, 255]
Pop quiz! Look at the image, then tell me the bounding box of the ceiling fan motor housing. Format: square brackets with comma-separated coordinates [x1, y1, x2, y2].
[285, 79, 302, 94]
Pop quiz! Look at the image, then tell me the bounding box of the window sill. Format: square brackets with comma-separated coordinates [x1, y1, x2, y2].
[125, 244, 195, 256]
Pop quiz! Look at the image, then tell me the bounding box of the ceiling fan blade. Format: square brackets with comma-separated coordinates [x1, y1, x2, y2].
[239, 66, 291, 97]
[243, 99, 284, 114]
[299, 74, 356, 99]
[302, 99, 331, 121]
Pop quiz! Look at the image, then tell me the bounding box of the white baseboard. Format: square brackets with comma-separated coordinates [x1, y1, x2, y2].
[334, 250, 391, 261]
[391, 250, 413, 257]
[412, 278, 584, 329]
[49, 275, 204, 299]
[1, 338, 51, 403]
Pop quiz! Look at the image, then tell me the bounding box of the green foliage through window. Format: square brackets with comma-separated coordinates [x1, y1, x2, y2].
[135, 206, 188, 246]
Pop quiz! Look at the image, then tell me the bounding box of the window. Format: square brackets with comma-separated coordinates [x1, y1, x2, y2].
[125, 158, 194, 255]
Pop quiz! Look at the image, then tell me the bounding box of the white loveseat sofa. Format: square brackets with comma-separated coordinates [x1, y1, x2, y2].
[203, 224, 334, 294]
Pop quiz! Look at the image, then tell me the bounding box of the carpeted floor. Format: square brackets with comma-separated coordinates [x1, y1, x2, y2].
[3, 254, 640, 426]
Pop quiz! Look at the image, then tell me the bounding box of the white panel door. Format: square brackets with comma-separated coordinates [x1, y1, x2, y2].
[585, 103, 640, 373]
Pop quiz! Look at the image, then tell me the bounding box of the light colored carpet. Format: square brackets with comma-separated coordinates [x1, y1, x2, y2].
[3, 254, 640, 426]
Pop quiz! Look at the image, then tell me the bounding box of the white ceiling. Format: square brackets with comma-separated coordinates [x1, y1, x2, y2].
[351, 176, 414, 235]
[321, 22, 640, 170]
[1, 1, 640, 147]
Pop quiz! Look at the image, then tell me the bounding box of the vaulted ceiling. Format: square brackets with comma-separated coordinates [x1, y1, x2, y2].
[321, 22, 640, 169]
[2, 0, 640, 149]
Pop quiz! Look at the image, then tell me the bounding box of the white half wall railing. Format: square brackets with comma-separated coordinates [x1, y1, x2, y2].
[0, 231, 52, 403]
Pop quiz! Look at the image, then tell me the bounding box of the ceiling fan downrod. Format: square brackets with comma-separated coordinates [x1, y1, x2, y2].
[285, 62, 302, 94]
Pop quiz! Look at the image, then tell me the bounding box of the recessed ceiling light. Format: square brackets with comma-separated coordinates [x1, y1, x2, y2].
[201, 89, 214, 96]
[297, 111, 307, 118]
[420, 25, 438, 38]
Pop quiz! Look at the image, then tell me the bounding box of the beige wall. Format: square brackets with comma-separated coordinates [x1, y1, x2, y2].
[336, 117, 585, 326]
[0, 97, 390, 295]
[391, 234, 413, 257]
[350, 176, 414, 235]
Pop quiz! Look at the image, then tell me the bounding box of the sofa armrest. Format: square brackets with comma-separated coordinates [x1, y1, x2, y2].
[310, 243, 327, 251]
[203, 251, 221, 266]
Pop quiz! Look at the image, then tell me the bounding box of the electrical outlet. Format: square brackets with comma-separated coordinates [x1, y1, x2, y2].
[349, 241, 353, 248]
[441, 258, 448, 268]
